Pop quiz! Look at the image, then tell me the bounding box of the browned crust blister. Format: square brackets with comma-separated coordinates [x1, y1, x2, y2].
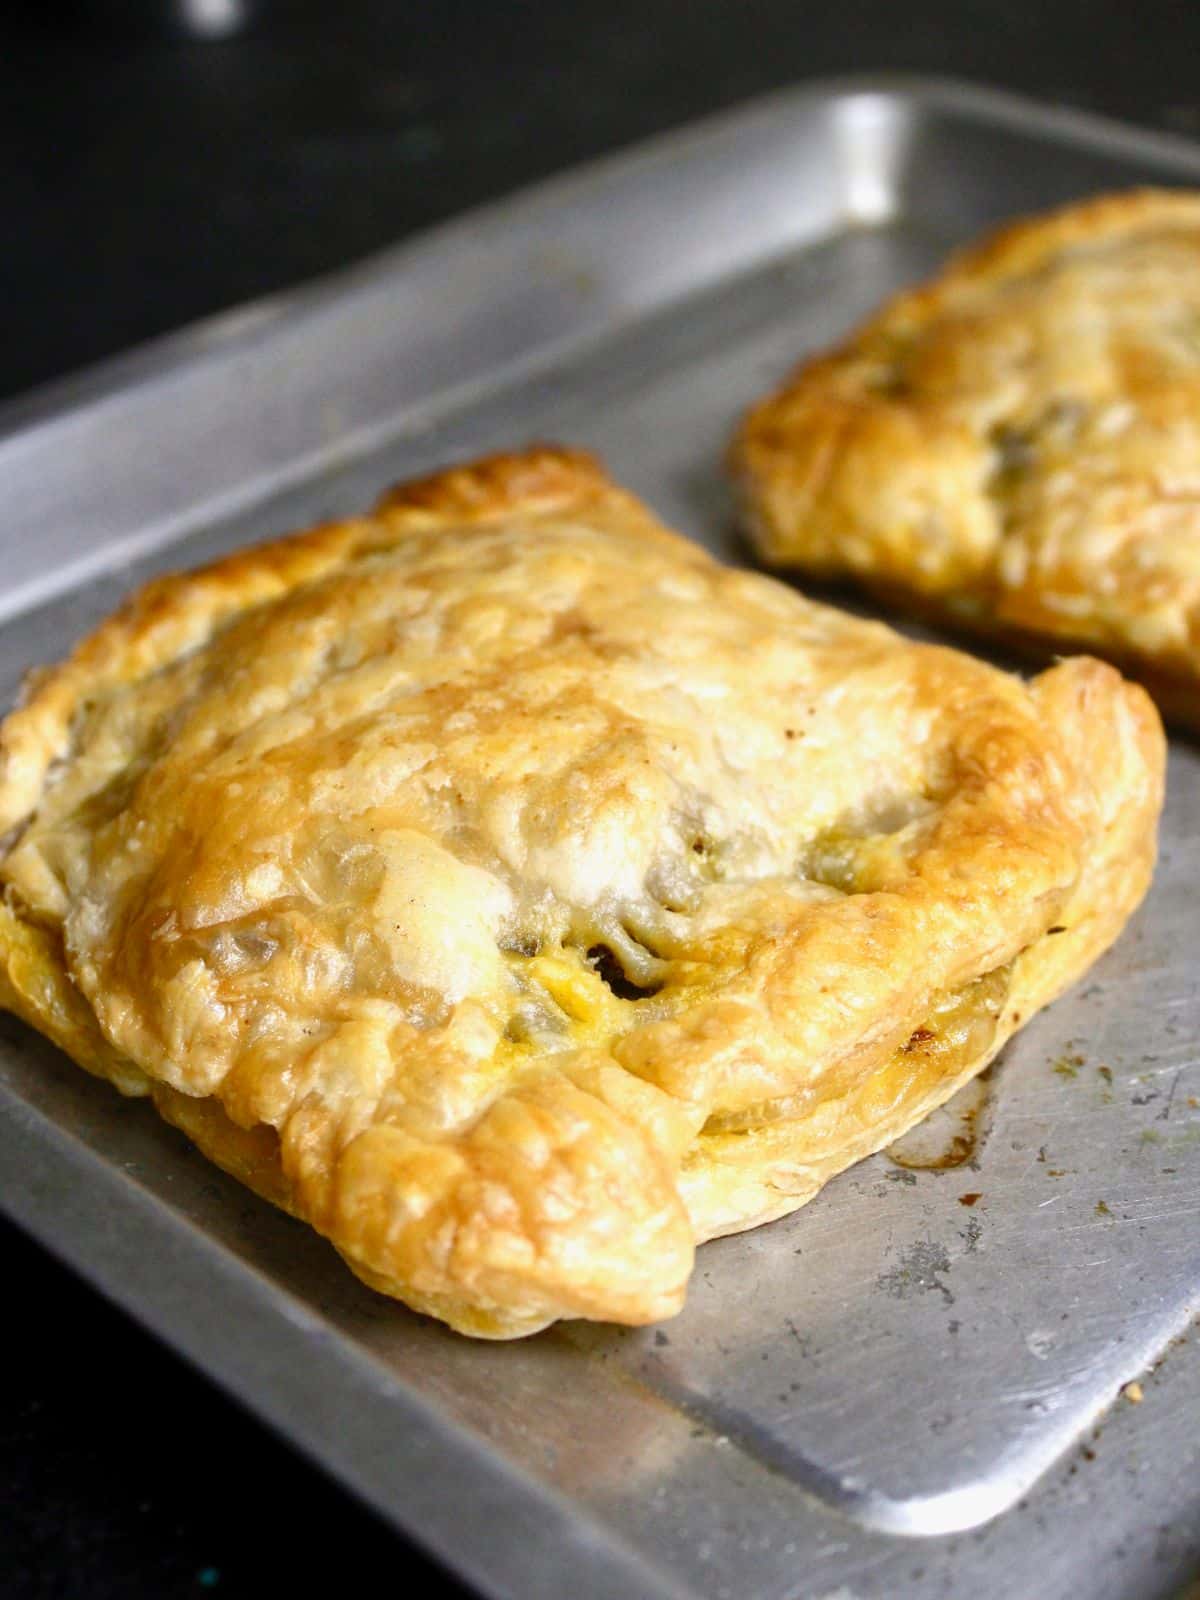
[0, 446, 615, 837]
[731, 189, 1200, 727]
[0, 447, 1166, 1337]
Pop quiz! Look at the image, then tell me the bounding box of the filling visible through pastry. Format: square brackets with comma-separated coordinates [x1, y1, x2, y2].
[730, 189, 1200, 727]
[0, 447, 1165, 1336]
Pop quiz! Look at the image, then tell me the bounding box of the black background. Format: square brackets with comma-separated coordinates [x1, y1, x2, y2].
[6, 2, 1200, 1595]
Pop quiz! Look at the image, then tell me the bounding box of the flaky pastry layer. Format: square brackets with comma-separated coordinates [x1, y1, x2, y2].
[731, 189, 1200, 726]
[0, 448, 1165, 1336]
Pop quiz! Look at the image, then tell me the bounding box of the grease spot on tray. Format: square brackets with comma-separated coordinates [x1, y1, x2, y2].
[885, 1072, 991, 1171]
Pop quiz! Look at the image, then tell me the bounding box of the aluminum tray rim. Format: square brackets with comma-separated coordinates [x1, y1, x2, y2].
[5, 72, 1200, 444]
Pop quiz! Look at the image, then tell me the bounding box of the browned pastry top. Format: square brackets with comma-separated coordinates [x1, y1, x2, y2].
[0, 448, 1165, 1335]
[732, 190, 1200, 721]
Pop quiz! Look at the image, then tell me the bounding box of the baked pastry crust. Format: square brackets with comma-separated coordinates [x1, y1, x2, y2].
[731, 189, 1200, 726]
[0, 448, 1165, 1336]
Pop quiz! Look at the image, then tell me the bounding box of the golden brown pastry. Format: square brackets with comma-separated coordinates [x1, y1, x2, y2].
[0, 448, 1164, 1337]
[731, 190, 1200, 726]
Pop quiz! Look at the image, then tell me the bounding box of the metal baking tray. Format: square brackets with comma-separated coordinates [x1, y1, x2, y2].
[2, 77, 1199, 1600]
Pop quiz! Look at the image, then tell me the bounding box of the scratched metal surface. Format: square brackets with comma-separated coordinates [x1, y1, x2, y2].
[1, 80, 1198, 1600]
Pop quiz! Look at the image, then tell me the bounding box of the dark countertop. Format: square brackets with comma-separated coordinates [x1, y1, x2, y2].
[9, 0, 1200, 407]
[4, 4, 1200, 1596]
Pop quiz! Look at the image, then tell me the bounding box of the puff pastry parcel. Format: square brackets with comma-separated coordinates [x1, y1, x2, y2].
[732, 190, 1200, 726]
[0, 448, 1164, 1337]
